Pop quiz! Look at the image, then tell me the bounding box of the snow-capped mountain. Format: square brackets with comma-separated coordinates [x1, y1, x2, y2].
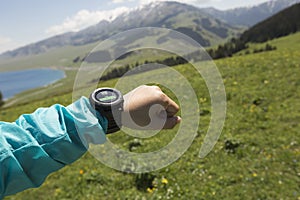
[201, 0, 300, 27]
[2, 1, 239, 58]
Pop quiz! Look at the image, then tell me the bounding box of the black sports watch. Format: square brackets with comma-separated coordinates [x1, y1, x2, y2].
[89, 88, 124, 134]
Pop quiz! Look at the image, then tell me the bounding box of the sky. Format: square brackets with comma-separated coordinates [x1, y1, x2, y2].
[0, 0, 271, 54]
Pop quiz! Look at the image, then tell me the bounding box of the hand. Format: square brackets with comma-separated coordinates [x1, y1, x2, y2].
[122, 85, 181, 130]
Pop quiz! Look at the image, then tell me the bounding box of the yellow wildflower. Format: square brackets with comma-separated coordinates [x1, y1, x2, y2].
[253, 173, 258, 177]
[147, 187, 155, 193]
[79, 169, 84, 175]
[250, 105, 256, 113]
[161, 177, 168, 184]
[199, 98, 207, 103]
[54, 188, 62, 197]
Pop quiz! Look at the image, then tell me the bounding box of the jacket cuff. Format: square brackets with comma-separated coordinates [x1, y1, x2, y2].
[66, 96, 108, 147]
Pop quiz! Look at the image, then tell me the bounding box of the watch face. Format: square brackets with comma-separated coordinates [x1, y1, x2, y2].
[96, 89, 119, 103]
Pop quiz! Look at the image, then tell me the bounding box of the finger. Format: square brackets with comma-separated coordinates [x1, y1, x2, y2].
[165, 97, 180, 117]
[163, 116, 181, 129]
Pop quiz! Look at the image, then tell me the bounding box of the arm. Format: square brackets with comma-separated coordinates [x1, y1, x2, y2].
[0, 85, 180, 198]
[0, 97, 107, 197]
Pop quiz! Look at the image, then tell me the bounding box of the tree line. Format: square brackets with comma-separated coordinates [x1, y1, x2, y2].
[92, 38, 277, 82]
[0, 91, 4, 107]
[98, 56, 188, 81]
[207, 38, 248, 59]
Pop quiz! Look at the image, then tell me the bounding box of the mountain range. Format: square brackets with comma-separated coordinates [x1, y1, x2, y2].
[240, 3, 300, 43]
[201, 0, 300, 27]
[1, 0, 299, 59]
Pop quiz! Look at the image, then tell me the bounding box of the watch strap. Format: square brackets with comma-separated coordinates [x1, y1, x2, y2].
[99, 105, 123, 134]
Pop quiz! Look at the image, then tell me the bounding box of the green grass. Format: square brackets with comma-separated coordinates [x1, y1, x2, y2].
[1, 32, 300, 199]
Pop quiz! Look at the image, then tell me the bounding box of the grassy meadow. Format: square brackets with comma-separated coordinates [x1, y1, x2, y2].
[0, 32, 300, 199]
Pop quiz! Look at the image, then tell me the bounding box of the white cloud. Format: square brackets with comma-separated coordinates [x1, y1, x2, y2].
[112, 0, 125, 3]
[138, 0, 162, 5]
[0, 36, 21, 54]
[138, 0, 215, 5]
[45, 7, 130, 36]
[112, 0, 135, 3]
[0, 36, 12, 46]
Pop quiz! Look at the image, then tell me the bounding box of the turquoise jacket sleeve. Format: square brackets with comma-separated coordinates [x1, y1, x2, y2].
[0, 97, 107, 198]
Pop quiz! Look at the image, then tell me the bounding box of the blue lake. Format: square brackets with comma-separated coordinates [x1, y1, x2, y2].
[0, 68, 65, 100]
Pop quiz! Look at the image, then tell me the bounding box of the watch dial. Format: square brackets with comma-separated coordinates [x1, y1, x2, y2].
[96, 90, 118, 103]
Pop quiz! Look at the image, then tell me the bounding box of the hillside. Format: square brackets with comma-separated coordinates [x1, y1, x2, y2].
[1, 32, 300, 200]
[0, 1, 240, 59]
[240, 3, 300, 43]
[203, 2, 300, 60]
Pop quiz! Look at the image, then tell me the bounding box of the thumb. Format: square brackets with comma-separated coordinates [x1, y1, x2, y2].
[163, 116, 181, 129]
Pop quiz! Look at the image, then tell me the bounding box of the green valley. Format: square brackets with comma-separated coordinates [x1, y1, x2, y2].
[1, 32, 299, 199]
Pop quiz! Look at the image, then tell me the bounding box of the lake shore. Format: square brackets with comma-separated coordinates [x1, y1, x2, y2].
[0, 68, 66, 100]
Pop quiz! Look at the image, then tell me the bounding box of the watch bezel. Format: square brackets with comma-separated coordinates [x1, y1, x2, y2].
[90, 87, 123, 109]
[89, 87, 124, 134]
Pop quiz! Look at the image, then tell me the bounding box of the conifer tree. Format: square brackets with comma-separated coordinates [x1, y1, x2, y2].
[0, 91, 4, 107]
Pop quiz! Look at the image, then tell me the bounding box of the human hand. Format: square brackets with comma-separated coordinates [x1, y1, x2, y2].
[122, 85, 181, 130]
